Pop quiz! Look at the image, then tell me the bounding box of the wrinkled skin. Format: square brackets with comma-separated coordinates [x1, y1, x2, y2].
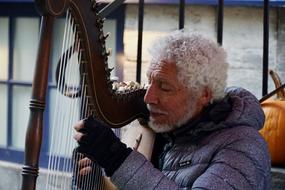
[144, 60, 211, 133]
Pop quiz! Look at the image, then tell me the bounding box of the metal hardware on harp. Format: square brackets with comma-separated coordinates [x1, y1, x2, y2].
[21, 0, 149, 190]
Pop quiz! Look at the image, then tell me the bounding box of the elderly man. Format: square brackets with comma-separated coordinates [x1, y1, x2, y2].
[74, 30, 271, 189]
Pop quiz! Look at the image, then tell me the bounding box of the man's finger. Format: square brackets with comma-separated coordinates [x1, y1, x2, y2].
[79, 166, 92, 176]
[73, 132, 84, 141]
[74, 120, 85, 131]
[78, 157, 92, 167]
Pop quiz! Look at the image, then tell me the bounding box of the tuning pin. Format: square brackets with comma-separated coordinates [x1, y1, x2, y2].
[107, 80, 114, 92]
[101, 43, 106, 51]
[99, 33, 104, 42]
[103, 32, 110, 40]
[92, 1, 101, 10]
[104, 67, 112, 78]
[106, 48, 112, 56]
[104, 56, 108, 63]
[108, 67, 114, 73]
[111, 76, 119, 82]
[95, 18, 104, 27]
[107, 80, 113, 89]
[105, 67, 114, 74]
[101, 48, 106, 56]
[102, 48, 111, 57]
[99, 32, 110, 42]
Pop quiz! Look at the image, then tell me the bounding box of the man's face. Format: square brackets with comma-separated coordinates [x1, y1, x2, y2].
[144, 60, 198, 133]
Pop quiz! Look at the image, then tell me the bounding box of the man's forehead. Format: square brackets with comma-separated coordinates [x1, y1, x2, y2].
[149, 59, 176, 69]
[147, 60, 177, 77]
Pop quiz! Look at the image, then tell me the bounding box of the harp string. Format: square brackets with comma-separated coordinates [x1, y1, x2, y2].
[58, 12, 80, 188]
[46, 10, 77, 189]
[69, 38, 84, 190]
[78, 84, 104, 190]
[60, 15, 74, 189]
[54, 10, 75, 188]
[45, 10, 71, 190]
[45, 9, 105, 190]
[61, 30, 81, 189]
[80, 81, 104, 190]
[74, 78, 86, 189]
[72, 77, 86, 190]
[74, 40, 101, 190]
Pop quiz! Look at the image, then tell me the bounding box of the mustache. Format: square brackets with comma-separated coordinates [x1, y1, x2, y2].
[147, 105, 169, 115]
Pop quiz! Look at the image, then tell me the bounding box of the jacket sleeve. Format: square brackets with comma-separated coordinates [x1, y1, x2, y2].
[192, 127, 271, 190]
[111, 150, 181, 190]
[111, 127, 271, 190]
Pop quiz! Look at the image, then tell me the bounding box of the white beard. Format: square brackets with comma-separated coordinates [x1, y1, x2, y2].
[147, 100, 197, 133]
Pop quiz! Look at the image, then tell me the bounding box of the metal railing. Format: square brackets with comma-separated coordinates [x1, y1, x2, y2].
[104, 0, 272, 96]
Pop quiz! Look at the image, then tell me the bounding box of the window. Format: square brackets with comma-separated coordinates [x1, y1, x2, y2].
[0, 2, 125, 167]
[0, 17, 9, 147]
[12, 17, 39, 149]
[0, 3, 40, 163]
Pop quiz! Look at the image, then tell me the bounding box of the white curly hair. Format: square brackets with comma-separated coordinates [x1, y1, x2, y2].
[148, 30, 228, 102]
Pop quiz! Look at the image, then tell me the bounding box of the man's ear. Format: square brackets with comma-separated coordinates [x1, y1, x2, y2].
[200, 87, 212, 106]
[193, 87, 212, 117]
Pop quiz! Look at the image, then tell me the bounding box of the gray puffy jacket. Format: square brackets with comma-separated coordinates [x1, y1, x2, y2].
[111, 87, 271, 190]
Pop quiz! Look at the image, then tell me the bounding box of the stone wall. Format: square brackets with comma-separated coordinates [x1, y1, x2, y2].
[277, 8, 285, 73]
[122, 5, 285, 100]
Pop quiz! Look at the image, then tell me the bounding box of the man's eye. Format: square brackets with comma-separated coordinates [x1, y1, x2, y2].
[159, 82, 172, 92]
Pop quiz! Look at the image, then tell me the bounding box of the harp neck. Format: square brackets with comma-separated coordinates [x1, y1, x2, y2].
[35, 0, 69, 16]
[69, 0, 149, 127]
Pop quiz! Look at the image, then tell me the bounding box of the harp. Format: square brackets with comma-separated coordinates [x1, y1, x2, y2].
[21, 0, 149, 189]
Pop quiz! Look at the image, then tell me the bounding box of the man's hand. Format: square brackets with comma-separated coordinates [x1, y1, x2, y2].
[73, 116, 132, 176]
[77, 157, 93, 176]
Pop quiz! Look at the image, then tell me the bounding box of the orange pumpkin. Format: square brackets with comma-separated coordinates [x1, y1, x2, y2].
[260, 70, 285, 166]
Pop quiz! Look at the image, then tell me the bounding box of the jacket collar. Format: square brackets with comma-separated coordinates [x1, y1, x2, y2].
[163, 95, 232, 144]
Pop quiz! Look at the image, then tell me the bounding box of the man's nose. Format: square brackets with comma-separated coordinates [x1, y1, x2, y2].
[144, 84, 158, 105]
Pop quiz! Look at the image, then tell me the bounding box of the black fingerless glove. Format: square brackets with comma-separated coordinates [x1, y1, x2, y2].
[77, 116, 132, 176]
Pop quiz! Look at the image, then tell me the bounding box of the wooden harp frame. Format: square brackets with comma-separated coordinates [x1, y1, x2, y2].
[21, 0, 149, 189]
